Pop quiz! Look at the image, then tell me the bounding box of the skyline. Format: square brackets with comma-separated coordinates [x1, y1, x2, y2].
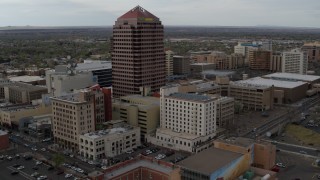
[0, 0, 319, 28]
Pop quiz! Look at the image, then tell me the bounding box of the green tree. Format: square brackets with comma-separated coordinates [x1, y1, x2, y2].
[53, 153, 65, 168]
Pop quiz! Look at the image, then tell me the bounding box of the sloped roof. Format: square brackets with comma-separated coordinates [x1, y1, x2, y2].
[118, 5, 159, 20]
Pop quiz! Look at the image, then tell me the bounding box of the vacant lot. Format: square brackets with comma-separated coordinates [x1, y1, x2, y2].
[285, 124, 320, 146]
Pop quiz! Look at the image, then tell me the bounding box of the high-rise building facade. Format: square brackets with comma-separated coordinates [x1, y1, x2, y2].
[165, 50, 174, 77]
[173, 56, 190, 75]
[111, 6, 166, 97]
[281, 49, 307, 74]
[302, 42, 320, 61]
[248, 49, 272, 70]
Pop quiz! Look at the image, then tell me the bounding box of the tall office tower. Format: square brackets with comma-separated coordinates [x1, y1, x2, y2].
[111, 6, 166, 98]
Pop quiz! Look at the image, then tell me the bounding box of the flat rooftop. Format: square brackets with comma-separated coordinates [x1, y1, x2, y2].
[190, 63, 215, 66]
[8, 82, 47, 91]
[76, 60, 111, 71]
[0, 104, 39, 112]
[215, 137, 255, 148]
[0, 130, 8, 136]
[233, 77, 307, 89]
[9, 76, 45, 83]
[177, 147, 242, 175]
[263, 73, 320, 82]
[105, 159, 173, 179]
[120, 94, 160, 105]
[157, 128, 201, 140]
[82, 125, 136, 139]
[168, 92, 214, 102]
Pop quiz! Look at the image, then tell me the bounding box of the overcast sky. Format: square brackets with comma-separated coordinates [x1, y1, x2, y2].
[1, 0, 320, 28]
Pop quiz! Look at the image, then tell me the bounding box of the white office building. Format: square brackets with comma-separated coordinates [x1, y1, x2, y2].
[148, 86, 221, 153]
[79, 121, 140, 160]
[281, 49, 308, 75]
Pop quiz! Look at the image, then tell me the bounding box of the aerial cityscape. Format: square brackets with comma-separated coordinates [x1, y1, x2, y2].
[1, 1, 320, 180]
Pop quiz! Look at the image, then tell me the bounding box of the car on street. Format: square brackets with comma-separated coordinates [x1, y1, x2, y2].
[37, 175, 48, 180]
[101, 166, 107, 170]
[31, 172, 40, 177]
[36, 161, 43, 165]
[17, 166, 25, 170]
[32, 147, 38, 151]
[32, 166, 39, 170]
[299, 151, 307, 154]
[88, 161, 94, 165]
[41, 148, 46, 151]
[7, 156, 13, 160]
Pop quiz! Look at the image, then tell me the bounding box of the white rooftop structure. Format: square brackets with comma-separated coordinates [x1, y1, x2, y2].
[9, 76, 45, 83]
[263, 73, 320, 82]
[75, 60, 111, 72]
[82, 126, 135, 139]
[234, 77, 307, 89]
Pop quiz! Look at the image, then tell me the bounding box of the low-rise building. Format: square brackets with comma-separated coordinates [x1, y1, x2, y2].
[104, 155, 180, 180]
[79, 121, 140, 160]
[190, 63, 215, 74]
[8, 76, 46, 85]
[235, 77, 308, 104]
[112, 95, 160, 140]
[178, 137, 276, 180]
[0, 104, 52, 128]
[46, 65, 97, 97]
[0, 130, 9, 150]
[75, 60, 112, 87]
[229, 80, 274, 110]
[3, 82, 48, 104]
[19, 115, 52, 140]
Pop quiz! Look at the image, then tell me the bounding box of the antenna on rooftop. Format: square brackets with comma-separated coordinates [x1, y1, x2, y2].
[66, 59, 77, 76]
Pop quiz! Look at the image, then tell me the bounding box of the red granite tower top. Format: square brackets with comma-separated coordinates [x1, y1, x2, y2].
[118, 5, 159, 20]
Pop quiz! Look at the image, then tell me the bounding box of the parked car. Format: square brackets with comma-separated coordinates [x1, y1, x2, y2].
[276, 162, 286, 168]
[31, 172, 40, 177]
[36, 161, 43, 165]
[56, 170, 64, 175]
[37, 175, 47, 180]
[47, 166, 54, 171]
[32, 166, 39, 170]
[65, 173, 73, 178]
[126, 150, 134, 154]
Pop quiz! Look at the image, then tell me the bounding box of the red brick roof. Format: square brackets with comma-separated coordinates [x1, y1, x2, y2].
[118, 6, 158, 20]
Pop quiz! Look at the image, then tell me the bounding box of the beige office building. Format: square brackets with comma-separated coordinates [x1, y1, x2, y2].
[79, 121, 140, 160]
[51, 91, 95, 151]
[112, 95, 160, 140]
[270, 52, 282, 72]
[165, 50, 174, 77]
[302, 42, 320, 61]
[2, 82, 48, 104]
[0, 104, 51, 127]
[229, 81, 274, 111]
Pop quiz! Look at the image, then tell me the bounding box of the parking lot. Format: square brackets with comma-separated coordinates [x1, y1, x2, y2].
[0, 153, 66, 180]
[110, 143, 191, 166]
[276, 151, 320, 179]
